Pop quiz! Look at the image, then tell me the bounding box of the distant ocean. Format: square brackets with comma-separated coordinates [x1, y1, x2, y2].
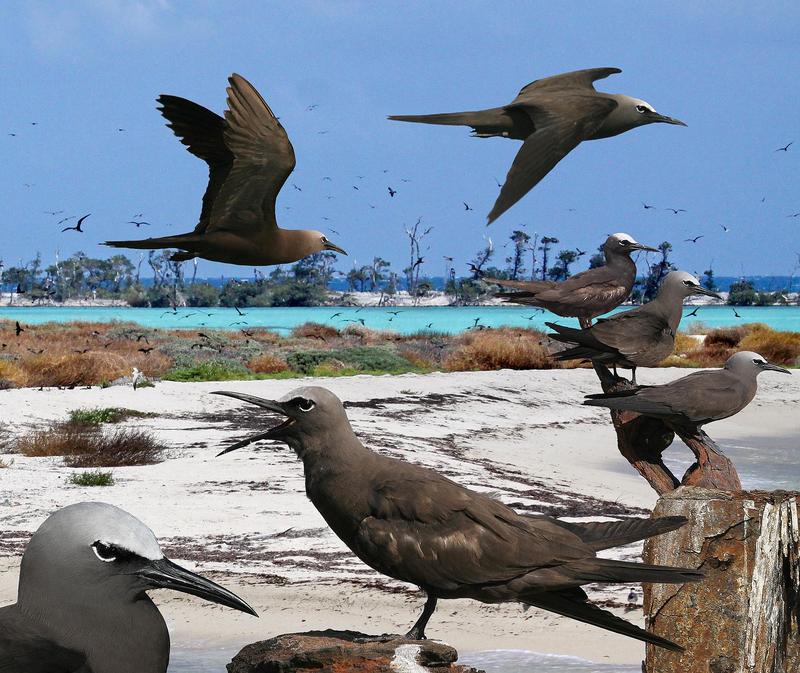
[2, 304, 800, 333]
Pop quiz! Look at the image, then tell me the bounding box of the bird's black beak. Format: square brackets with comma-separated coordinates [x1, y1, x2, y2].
[139, 557, 257, 616]
[650, 112, 687, 127]
[693, 286, 723, 300]
[323, 241, 348, 255]
[760, 361, 792, 375]
[211, 391, 294, 455]
[631, 242, 659, 252]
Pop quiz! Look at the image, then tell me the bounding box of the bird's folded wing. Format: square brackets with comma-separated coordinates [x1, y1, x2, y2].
[514, 68, 621, 99]
[618, 371, 746, 421]
[535, 277, 626, 307]
[0, 617, 86, 672]
[485, 277, 556, 292]
[590, 310, 668, 356]
[157, 95, 234, 236]
[488, 97, 617, 224]
[205, 74, 297, 236]
[354, 471, 590, 592]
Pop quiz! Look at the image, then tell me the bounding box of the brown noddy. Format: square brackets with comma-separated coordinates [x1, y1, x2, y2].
[213, 386, 703, 650]
[104, 74, 347, 265]
[547, 271, 722, 382]
[388, 67, 686, 223]
[484, 233, 657, 324]
[0, 502, 256, 673]
[583, 351, 791, 429]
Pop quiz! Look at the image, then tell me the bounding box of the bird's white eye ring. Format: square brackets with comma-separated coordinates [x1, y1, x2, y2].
[92, 541, 117, 563]
[298, 399, 315, 412]
[619, 240, 630, 246]
[635, 105, 648, 114]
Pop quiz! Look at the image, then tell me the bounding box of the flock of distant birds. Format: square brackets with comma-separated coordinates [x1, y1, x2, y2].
[0, 68, 797, 673]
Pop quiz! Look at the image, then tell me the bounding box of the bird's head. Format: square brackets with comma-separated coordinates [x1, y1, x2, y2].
[212, 386, 351, 456]
[604, 232, 658, 256]
[660, 270, 722, 300]
[306, 230, 347, 256]
[610, 95, 686, 132]
[18, 502, 256, 619]
[725, 351, 791, 377]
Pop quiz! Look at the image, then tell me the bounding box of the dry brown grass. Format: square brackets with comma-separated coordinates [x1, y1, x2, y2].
[15, 422, 164, 466]
[739, 328, 800, 365]
[247, 353, 290, 374]
[291, 322, 340, 340]
[444, 328, 555, 371]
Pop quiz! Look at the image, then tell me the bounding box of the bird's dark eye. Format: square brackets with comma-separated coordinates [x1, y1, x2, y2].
[619, 240, 630, 246]
[92, 541, 136, 563]
[753, 358, 764, 365]
[321, 236, 328, 243]
[298, 399, 315, 412]
[635, 105, 648, 114]
[683, 280, 693, 286]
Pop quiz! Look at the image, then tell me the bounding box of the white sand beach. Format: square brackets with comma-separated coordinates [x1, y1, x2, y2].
[1, 368, 798, 665]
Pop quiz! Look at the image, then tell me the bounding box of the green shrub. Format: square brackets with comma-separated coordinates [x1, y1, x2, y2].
[287, 347, 417, 375]
[68, 470, 114, 487]
[69, 407, 151, 426]
[165, 358, 253, 382]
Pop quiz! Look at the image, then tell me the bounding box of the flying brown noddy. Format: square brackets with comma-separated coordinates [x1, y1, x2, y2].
[484, 233, 657, 324]
[104, 74, 347, 265]
[547, 271, 721, 382]
[583, 351, 791, 429]
[389, 68, 686, 223]
[213, 386, 702, 650]
[0, 502, 256, 673]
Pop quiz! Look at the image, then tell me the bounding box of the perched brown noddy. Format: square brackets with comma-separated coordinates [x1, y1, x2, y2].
[584, 351, 791, 429]
[213, 386, 702, 650]
[104, 74, 347, 265]
[547, 271, 722, 382]
[484, 233, 657, 323]
[0, 502, 256, 673]
[389, 68, 686, 223]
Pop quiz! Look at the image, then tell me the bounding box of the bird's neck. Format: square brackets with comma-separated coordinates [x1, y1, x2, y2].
[272, 229, 316, 263]
[646, 291, 684, 331]
[20, 595, 169, 673]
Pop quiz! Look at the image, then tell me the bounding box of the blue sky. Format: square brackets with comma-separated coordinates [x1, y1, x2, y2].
[1, 1, 798, 281]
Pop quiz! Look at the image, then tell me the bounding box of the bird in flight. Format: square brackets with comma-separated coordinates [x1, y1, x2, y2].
[390, 68, 685, 223]
[129, 220, 151, 227]
[15, 321, 24, 337]
[684, 235, 704, 243]
[774, 141, 793, 152]
[61, 213, 90, 233]
[463, 202, 473, 211]
[664, 208, 686, 214]
[103, 74, 346, 266]
[732, 307, 742, 318]
[720, 224, 730, 233]
[642, 202, 657, 210]
[388, 186, 397, 197]
[685, 306, 701, 317]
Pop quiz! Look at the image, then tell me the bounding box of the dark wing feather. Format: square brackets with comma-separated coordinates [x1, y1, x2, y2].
[157, 95, 233, 235]
[588, 309, 672, 358]
[585, 369, 751, 423]
[487, 96, 617, 223]
[353, 465, 592, 593]
[515, 67, 621, 98]
[0, 608, 87, 672]
[205, 73, 296, 236]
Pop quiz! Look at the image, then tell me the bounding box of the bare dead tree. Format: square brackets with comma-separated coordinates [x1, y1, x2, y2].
[403, 217, 433, 300]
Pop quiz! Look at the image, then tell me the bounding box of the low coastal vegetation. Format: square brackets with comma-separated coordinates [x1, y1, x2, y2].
[67, 470, 115, 487]
[14, 411, 165, 467]
[0, 320, 797, 389]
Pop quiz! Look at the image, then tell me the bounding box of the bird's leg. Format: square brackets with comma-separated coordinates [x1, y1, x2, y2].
[630, 367, 637, 385]
[405, 594, 438, 640]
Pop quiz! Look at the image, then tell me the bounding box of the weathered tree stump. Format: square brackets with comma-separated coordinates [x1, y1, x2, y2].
[642, 487, 800, 673]
[592, 364, 742, 493]
[226, 630, 484, 673]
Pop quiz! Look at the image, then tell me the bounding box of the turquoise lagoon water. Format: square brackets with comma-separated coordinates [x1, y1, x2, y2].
[2, 304, 800, 333]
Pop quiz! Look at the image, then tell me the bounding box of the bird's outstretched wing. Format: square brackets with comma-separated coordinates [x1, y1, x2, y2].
[207, 73, 297, 236]
[488, 96, 617, 223]
[515, 67, 621, 98]
[0, 610, 87, 672]
[157, 95, 234, 235]
[353, 464, 591, 593]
